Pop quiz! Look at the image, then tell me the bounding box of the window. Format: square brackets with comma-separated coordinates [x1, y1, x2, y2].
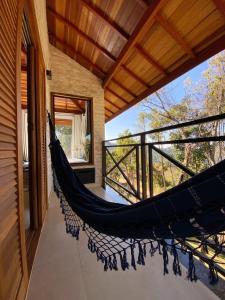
[52, 93, 93, 165]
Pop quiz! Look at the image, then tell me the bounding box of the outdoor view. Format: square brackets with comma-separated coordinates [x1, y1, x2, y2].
[54, 97, 92, 164]
[105, 51, 225, 202]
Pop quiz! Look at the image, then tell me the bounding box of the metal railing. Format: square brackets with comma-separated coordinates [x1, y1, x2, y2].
[102, 113, 225, 203]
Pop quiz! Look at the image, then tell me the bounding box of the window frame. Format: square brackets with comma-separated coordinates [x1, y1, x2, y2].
[51, 92, 94, 166]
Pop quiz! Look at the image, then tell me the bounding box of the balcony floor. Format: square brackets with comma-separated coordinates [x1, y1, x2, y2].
[26, 187, 220, 300]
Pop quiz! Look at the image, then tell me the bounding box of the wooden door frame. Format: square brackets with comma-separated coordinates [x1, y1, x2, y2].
[16, 0, 48, 298]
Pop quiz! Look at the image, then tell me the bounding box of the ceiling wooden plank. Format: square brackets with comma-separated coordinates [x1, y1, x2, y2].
[49, 33, 106, 78]
[121, 65, 150, 88]
[103, 0, 169, 88]
[155, 12, 195, 58]
[106, 31, 225, 122]
[105, 107, 114, 114]
[106, 87, 129, 104]
[212, 0, 225, 19]
[135, 44, 167, 75]
[111, 79, 137, 98]
[105, 97, 121, 110]
[47, 7, 116, 63]
[79, 0, 129, 41]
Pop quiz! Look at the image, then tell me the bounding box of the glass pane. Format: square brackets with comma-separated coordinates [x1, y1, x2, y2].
[54, 96, 92, 164]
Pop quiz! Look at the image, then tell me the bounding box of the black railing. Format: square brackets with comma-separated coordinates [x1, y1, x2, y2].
[102, 113, 225, 203]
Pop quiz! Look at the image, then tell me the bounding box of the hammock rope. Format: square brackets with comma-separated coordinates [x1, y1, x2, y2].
[48, 114, 225, 284]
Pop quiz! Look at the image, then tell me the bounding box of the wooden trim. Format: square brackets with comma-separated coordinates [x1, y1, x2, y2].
[49, 33, 106, 78]
[16, 1, 29, 299]
[103, 0, 168, 87]
[51, 92, 94, 166]
[135, 44, 167, 75]
[47, 7, 116, 63]
[106, 31, 225, 122]
[212, 0, 225, 19]
[106, 87, 129, 104]
[155, 12, 195, 58]
[136, 0, 149, 9]
[79, 0, 129, 41]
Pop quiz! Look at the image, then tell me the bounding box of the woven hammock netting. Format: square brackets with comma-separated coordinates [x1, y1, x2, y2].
[48, 115, 225, 284]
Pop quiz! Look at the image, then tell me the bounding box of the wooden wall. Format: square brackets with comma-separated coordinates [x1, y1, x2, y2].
[0, 1, 48, 299]
[0, 1, 28, 299]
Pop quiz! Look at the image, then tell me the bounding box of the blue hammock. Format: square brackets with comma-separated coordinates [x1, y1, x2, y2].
[48, 114, 225, 284]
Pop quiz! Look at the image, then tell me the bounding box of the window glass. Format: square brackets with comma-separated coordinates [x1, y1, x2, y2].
[53, 96, 92, 164]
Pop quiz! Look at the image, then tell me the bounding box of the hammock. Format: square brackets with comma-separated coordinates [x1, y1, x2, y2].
[48, 114, 225, 284]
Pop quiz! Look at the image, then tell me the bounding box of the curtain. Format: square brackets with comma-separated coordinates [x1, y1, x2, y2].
[72, 113, 87, 159]
[22, 110, 29, 162]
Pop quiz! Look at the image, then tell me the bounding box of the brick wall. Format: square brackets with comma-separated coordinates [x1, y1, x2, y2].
[49, 45, 105, 186]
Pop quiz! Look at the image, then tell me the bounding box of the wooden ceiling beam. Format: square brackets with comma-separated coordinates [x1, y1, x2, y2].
[111, 79, 137, 98]
[121, 65, 150, 88]
[106, 31, 225, 122]
[103, 0, 168, 88]
[105, 97, 121, 110]
[105, 107, 114, 114]
[106, 87, 129, 104]
[79, 0, 129, 41]
[69, 99, 85, 113]
[47, 7, 116, 63]
[212, 0, 225, 19]
[135, 44, 167, 75]
[49, 33, 106, 78]
[155, 13, 195, 58]
[55, 108, 83, 114]
[135, 0, 149, 9]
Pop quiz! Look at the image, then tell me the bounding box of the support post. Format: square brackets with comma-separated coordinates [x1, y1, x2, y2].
[141, 134, 147, 200]
[102, 141, 106, 189]
[149, 145, 154, 197]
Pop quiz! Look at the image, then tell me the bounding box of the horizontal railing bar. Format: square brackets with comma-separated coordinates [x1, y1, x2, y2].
[105, 176, 137, 198]
[104, 135, 225, 148]
[152, 135, 225, 145]
[152, 145, 195, 177]
[104, 113, 225, 143]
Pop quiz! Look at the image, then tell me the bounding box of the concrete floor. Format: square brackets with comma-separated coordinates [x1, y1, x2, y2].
[26, 188, 220, 300]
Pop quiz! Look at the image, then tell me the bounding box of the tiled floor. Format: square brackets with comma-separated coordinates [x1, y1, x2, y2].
[26, 188, 219, 300]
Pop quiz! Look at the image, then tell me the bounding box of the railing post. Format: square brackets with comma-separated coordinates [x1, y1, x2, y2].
[148, 144, 154, 197]
[141, 134, 147, 200]
[102, 141, 106, 189]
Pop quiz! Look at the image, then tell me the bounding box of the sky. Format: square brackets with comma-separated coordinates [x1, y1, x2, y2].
[105, 60, 209, 141]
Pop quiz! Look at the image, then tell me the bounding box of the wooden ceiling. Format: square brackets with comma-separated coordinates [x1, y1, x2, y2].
[46, 0, 225, 122]
[54, 96, 86, 114]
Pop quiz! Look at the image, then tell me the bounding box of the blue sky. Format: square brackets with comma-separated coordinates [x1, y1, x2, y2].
[105, 60, 209, 140]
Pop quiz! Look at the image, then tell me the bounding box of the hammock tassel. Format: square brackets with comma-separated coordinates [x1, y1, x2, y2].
[162, 240, 169, 275]
[187, 252, 197, 282]
[104, 257, 108, 271]
[137, 241, 145, 265]
[171, 241, 181, 276]
[130, 244, 136, 270]
[208, 263, 219, 285]
[112, 254, 118, 271]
